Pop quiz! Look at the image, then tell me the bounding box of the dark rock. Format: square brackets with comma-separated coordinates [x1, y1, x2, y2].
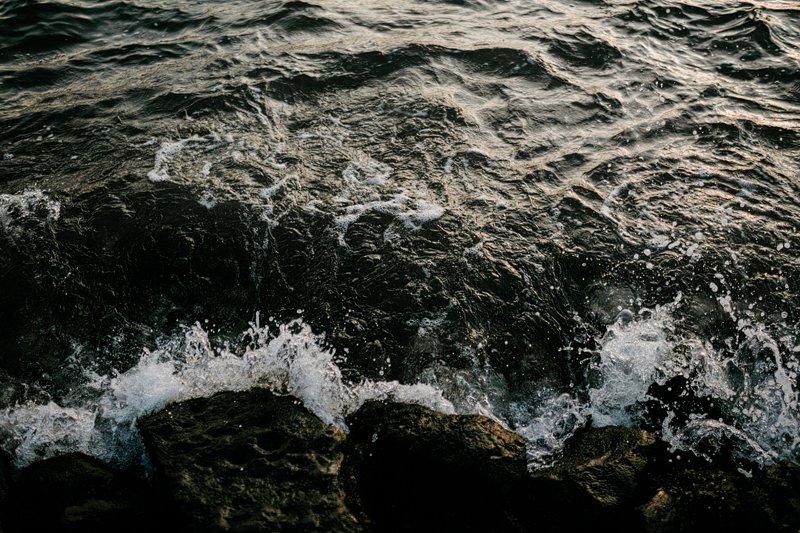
[527, 426, 800, 533]
[527, 426, 662, 532]
[639, 459, 800, 533]
[0, 451, 9, 506]
[138, 388, 362, 533]
[344, 400, 529, 532]
[2, 394, 792, 533]
[1, 452, 161, 533]
[638, 466, 745, 533]
[0, 451, 10, 532]
[746, 461, 800, 532]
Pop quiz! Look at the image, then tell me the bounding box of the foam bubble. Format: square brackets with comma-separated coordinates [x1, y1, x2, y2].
[147, 136, 204, 182]
[0, 188, 61, 236]
[197, 191, 218, 209]
[332, 155, 444, 241]
[397, 198, 445, 229]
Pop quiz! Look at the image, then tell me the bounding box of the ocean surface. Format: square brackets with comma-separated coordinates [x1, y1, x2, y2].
[1, 0, 799, 472]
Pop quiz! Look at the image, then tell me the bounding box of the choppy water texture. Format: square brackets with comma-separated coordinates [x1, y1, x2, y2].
[1, 0, 800, 470]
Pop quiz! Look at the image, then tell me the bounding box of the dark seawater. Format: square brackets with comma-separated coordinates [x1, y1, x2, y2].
[1, 0, 799, 471]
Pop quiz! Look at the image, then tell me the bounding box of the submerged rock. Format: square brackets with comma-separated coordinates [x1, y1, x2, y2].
[1, 452, 159, 533]
[138, 388, 362, 533]
[344, 400, 530, 532]
[638, 465, 744, 533]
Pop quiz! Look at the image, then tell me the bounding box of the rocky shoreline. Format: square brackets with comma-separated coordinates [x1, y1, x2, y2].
[1, 388, 798, 532]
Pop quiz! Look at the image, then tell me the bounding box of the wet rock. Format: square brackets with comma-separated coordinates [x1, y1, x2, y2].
[638, 466, 744, 533]
[526, 426, 800, 532]
[527, 426, 661, 532]
[4, 395, 794, 533]
[138, 388, 362, 533]
[747, 461, 800, 531]
[1, 453, 159, 533]
[640, 459, 800, 533]
[344, 400, 529, 532]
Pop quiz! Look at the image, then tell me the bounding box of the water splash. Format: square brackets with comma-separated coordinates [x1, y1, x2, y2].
[1, 305, 797, 471]
[515, 393, 589, 467]
[587, 301, 679, 427]
[585, 296, 800, 466]
[0, 319, 453, 470]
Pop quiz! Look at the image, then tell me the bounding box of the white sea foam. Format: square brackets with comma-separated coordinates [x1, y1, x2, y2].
[0, 188, 61, 236]
[332, 154, 444, 243]
[0, 319, 453, 470]
[197, 191, 218, 209]
[146, 131, 239, 183]
[142, 132, 298, 228]
[143, 132, 442, 242]
[147, 136, 205, 182]
[260, 174, 298, 200]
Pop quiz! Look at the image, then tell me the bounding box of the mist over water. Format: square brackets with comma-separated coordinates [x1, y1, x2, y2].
[1, 0, 799, 470]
